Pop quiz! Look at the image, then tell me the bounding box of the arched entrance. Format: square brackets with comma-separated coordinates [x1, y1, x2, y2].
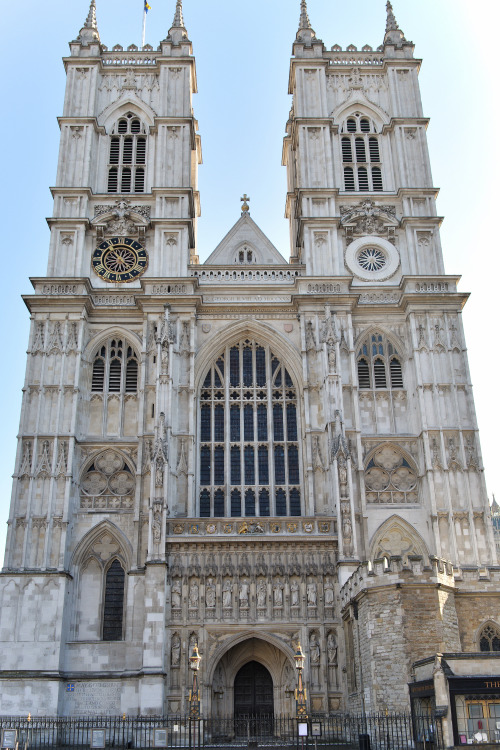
[234, 661, 274, 716]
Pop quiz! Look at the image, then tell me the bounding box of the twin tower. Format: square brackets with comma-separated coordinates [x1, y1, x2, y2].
[0, 0, 498, 735]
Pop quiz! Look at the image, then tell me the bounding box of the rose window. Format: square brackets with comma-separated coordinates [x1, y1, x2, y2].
[365, 445, 418, 504]
[81, 450, 135, 511]
[357, 247, 386, 272]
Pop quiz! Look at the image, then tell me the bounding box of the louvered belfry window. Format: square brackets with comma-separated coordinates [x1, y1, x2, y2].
[357, 333, 404, 390]
[342, 113, 383, 192]
[91, 339, 139, 394]
[107, 113, 146, 194]
[199, 340, 301, 518]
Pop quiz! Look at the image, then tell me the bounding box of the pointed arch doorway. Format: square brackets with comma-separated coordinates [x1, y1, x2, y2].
[234, 661, 274, 717]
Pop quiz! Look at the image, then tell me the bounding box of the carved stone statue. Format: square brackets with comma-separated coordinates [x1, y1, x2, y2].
[206, 577, 216, 608]
[327, 632, 338, 666]
[171, 633, 181, 666]
[290, 579, 300, 607]
[239, 578, 250, 608]
[309, 632, 320, 665]
[171, 579, 181, 609]
[273, 578, 284, 607]
[324, 577, 334, 607]
[189, 580, 199, 608]
[222, 579, 232, 608]
[307, 580, 317, 607]
[257, 580, 267, 608]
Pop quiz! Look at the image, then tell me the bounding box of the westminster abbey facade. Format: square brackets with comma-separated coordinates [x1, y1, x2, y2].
[1, 0, 499, 733]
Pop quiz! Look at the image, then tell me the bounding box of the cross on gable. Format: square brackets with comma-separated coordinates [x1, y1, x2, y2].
[240, 194, 250, 213]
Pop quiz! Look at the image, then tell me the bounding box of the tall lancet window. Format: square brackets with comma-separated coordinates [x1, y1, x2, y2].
[341, 113, 383, 192]
[107, 112, 147, 194]
[199, 340, 301, 518]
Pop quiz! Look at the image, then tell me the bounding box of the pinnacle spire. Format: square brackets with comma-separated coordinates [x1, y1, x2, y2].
[296, 0, 316, 44]
[385, 1, 399, 32]
[299, 0, 312, 30]
[172, 0, 185, 28]
[384, 1, 406, 46]
[78, 0, 100, 45]
[166, 0, 188, 44]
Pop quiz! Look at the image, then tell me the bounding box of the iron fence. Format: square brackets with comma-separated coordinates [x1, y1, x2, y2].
[0, 713, 443, 750]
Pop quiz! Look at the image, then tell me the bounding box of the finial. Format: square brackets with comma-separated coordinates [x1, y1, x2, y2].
[299, 0, 312, 30]
[384, 1, 406, 46]
[172, 0, 185, 28]
[385, 1, 399, 32]
[78, 0, 100, 45]
[296, 0, 317, 45]
[240, 194, 250, 214]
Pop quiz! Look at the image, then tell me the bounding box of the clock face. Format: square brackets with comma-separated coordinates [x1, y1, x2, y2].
[92, 237, 148, 283]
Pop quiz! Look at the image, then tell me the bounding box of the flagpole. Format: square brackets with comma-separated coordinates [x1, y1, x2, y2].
[141, 7, 147, 49]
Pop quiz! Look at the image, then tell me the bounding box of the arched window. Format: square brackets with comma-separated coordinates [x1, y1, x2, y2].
[479, 622, 500, 652]
[199, 340, 301, 517]
[107, 113, 147, 194]
[91, 339, 139, 394]
[102, 559, 125, 641]
[357, 333, 404, 390]
[341, 113, 383, 192]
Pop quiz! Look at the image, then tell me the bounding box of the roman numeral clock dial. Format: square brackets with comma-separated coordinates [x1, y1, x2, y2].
[92, 237, 148, 283]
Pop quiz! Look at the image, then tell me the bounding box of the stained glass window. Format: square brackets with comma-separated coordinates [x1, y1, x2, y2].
[102, 560, 125, 641]
[198, 341, 301, 516]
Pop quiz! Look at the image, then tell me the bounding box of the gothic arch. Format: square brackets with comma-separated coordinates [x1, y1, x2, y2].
[476, 620, 500, 652]
[353, 326, 407, 363]
[364, 442, 418, 475]
[194, 320, 303, 394]
[206, 631, 296, 686]
[84, 327, 142, 363]
[71, 519, 132, 572]
[332, 96, 390, 130]
[99, 97, 157, 131]
[369, 515, 429, 565]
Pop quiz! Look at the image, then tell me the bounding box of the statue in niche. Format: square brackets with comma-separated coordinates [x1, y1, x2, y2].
[257, 580, 267, 608]
[171, 579, 182, 609]
[189, 580, 199, 608]
[189, 632, 198, 653]
[273, 578, 284, 607]
[309, 632, 321, 665]
[307, 580, 317, 607]
[290, 579, 300, 607]
[327, 632, 338, 666]
[171, 633, 181, 666]
[222, 579, 232, 608]
[239, 578, 250, 608]
[206, 578, 216, 608]
[324, 577, 334, 607]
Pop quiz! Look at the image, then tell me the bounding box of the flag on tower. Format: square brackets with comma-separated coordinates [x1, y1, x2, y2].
[144, 1, 151, 12]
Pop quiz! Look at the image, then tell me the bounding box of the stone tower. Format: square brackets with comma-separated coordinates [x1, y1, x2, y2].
[0, 0, 498, 721]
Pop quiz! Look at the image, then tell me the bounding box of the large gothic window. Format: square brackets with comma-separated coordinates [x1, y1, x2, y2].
[107, 112, 147, 194]
[199, 340, 301, 518]
[341, 113, 383, 192]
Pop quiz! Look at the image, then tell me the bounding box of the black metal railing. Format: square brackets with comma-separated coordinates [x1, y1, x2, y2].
[0, 713, 443, 750]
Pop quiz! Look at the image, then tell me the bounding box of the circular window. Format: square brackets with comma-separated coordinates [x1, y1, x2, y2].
[345, 235, 400, 282]
[357, 247, 386, 272]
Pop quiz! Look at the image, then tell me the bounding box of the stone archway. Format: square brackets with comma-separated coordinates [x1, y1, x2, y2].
[209, 636, 295, 717]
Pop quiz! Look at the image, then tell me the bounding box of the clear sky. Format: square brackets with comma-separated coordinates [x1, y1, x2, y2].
[0, 0, 498, 565]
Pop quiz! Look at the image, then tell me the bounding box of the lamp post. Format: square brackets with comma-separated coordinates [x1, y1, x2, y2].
[294, 642, 308, 720]
[188, 644, 202, 750]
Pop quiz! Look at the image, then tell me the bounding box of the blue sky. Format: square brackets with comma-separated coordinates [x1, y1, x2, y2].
[0, 0, 498, 564]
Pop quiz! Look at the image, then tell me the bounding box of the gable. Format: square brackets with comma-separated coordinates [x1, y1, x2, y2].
[204, 213, 288, 266]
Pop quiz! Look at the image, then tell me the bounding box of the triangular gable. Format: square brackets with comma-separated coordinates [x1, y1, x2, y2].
[204, 213, 288, 266]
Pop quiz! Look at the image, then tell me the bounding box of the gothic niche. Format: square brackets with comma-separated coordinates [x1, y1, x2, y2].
[364, 445, 418, 504]
[80, 450, 135, 511]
